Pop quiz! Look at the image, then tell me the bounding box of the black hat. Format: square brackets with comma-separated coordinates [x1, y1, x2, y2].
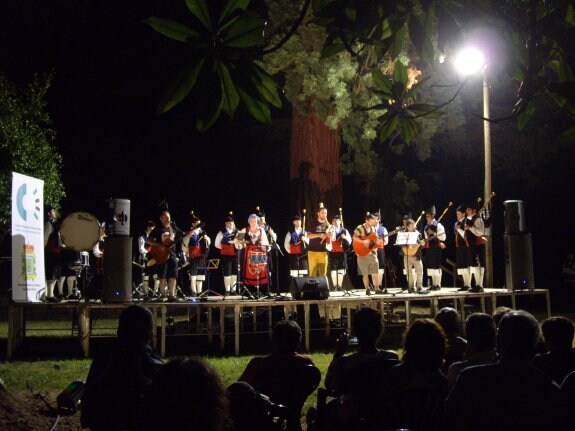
[331, 214, 341, 221]
[372, 210, 381, 219]
[426, 205, 436, 215]
[255, 206, 265, 217]
[456, 204, 466, 213]
[293, 214, 301, 221]
[190, 210, 201, 225]
[402, 212, 413, 220]
[466, 201, 480, 212]
[365, 212, 377, 220]
[225, 211, 234, 222]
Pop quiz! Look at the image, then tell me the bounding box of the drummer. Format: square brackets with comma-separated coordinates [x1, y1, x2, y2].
[235, 213, 269, 293]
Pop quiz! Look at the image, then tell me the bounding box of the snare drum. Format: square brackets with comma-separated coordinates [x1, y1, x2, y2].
[60, 212, 101, 251]
[248, 250, 267, 267]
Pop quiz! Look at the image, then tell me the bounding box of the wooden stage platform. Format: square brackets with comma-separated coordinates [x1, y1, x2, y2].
[6, 287, 551, 360]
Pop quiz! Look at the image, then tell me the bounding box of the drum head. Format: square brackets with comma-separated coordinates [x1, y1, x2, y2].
[60, 212, 101, 251]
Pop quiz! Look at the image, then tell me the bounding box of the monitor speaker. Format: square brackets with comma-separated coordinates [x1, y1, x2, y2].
[504, 233, 534, 290]
[106, 198, 130, 237]
[289, 276, 330, 300]
[503, 200, 526, 234]
[102, 236, 132, 302]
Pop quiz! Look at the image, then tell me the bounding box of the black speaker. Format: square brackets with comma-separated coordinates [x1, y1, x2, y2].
[106, 198, 130, 237]
[289, 276, 330, 300]
[102, 236, 132, 302]
[503, 200, 526, 234]
[504, 233, 534, 290]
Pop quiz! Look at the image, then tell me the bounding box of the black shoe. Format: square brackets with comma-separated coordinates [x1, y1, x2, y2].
[457, 286, 470, 292]
[45, 296, 61, 303]
[417, 288, 429, 295]
[365, 289, 371, 296]
[431, 285, 441, 291]
[468, 286, 484, 293]
[408, 288, 415, 293]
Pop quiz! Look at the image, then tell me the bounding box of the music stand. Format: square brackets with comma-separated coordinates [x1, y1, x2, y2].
[197, 259, 222, 301]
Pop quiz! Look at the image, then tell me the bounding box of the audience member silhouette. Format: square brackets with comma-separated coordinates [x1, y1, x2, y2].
[378, 318, 448, 431]
[138, 356, 229, 431]
[434, 307, 467, 373]
[320, 307, 399, 430]
[492, 305, 513, 327]
[446, 313, 497, 389]
[445, 310, 569, 431]
[81, 305, 163, 430]
[239, 320, 319, 431]
[532, 316, 575, 385]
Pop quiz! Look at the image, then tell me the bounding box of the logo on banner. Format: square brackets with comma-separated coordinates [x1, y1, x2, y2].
[16, 183, 41, 222]
[21, 244, 37, 281]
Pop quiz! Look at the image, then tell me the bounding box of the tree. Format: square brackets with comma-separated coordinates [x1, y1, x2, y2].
[0, 73, 65, 240]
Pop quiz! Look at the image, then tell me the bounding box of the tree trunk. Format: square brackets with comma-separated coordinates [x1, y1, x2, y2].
[289, 105, 342, 216]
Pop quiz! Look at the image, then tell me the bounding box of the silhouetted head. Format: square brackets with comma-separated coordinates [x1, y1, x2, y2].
[140, 357, 228, 431]
[541, 316, 574, 351]
[465, 313, 496, 352]
[353, 307, 383, 347]
[117, 305, 153, 346]
[272, 320, 302, 354]
[493, 306, 513, 328]
[403, 318, 447, 371]
[435, 307, 461, 339]
[497, 310, 539, 359]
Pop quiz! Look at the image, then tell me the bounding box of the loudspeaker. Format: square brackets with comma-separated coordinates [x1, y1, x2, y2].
[503, 200, 526, 234]
[106, 198, 130, 237]
[102, 236, 132, 302]
[289, 276, 330, 300]
[504, 233, 535, 290]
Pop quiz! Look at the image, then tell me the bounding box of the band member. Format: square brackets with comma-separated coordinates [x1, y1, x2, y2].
[182, 211, 210, 296]
[402, 219, 426, 293]
[44, 206, 61, 302]
[374, 211, 389, 292]
[329, 214, 351, 289]
[423, 206, 447, 291]
[256, 206, 277, 291]
[214, 211, 238, 295]
[455, 205, 472, 291]
[353, 212, 382, 295]
[236, 214, 269, 289]
[146, 211, 179, 301]
[465, 202, 486, 292]
[137, 221, 155, 297]
[283, 214, 309, 277]
[306, 203, 333, 277]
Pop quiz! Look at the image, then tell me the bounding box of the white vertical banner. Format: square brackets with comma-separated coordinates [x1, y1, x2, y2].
[11, 172, 45, 302]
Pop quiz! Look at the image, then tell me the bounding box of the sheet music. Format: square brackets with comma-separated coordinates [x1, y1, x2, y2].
[395, 231, 420, 246]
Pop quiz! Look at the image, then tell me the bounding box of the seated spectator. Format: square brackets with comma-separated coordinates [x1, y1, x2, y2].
[434, 307, 467, 372]
[320, 307, 399, 430]
[81, 305, 163, 430]
[139, 357, 229, 431]
[378, 318, 448, 431]
[533, 316, 575, 385]
[446, 313, 497, 389]
[239, 320, 319, 431]
[445, 310, 569, 431]
[325, 307, 399, 395]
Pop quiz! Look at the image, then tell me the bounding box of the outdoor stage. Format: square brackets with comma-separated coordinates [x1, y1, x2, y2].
[6, 287, 550, 360]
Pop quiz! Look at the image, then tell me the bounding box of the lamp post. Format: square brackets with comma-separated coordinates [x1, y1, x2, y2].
[455, 47, 493, 288]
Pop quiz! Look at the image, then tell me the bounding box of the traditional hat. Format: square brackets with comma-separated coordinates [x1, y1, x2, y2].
[331, 214, 341, 221]
[456, 204, 467, 213]
[293, 214, 301, 221]
[402, 212, 413, 220]
[365, 211, 377, 220]
[318, 202, 327, 211]
[255, 206, 265, 218]
[466, 201, 480, 212]
[426, 205, 436, 215]
[189, 210, 201, 226]
[225, 211, 234, 222]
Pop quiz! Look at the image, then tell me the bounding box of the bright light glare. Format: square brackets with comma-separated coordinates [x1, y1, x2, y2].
[454, 47, 485, 76]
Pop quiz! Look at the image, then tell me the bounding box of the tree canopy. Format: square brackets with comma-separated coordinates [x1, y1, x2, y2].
[0, 73, 65, 239]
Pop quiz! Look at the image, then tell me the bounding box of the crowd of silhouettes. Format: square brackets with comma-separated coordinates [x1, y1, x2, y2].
[80, 304, 575, 431]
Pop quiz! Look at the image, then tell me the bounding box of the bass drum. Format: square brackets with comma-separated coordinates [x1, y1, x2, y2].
[60, 212, 101, 252]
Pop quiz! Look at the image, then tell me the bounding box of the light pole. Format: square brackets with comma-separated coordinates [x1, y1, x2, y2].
[455, 47, 493, 288]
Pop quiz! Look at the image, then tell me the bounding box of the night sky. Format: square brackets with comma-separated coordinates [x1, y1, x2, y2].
[1, 0, 574, 291]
